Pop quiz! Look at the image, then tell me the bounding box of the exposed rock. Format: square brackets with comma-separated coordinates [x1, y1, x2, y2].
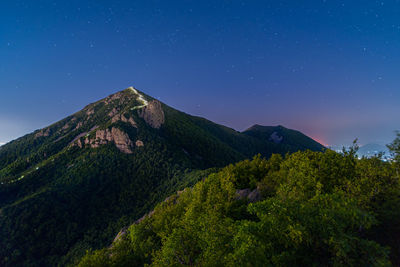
[113, 227, 129, 243]
[123, 116, 137, 127]
[93, 129, 113, 146]
[35, 128, 51, 138]
[70, 132, 88, 147]
[235, 188, 251, 200]
[74, 122, 83, 130]
[111, 115, 120, 123]
[61, 117, 76, 131]
[91, 127, 133, 154]
[235, 188, 261, 203]
[138, 100, 165, 128]
[70, 126, 133, 153]
[111, 114, 137, 127]
[70, 126, 98, 147]
[269, 131, 283, 144]
[135, 210, 155, 225]
[86, 108, 94, 116]
[108, 107, 120, 117]
[248, 189, 262, 202]
[105, 91, 124, 103]
[61, 123, 70, 131]
[177, 188, 188, 195]
[135, 140, 144, 147]
[103, 91, 132, 105]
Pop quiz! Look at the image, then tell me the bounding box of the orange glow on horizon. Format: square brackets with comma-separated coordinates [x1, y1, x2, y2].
[311, 137, 328, 147]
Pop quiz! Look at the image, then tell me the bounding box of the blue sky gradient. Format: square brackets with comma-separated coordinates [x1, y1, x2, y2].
[1, 0, 399, 146]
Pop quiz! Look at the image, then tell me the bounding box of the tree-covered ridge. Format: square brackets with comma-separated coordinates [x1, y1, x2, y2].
[0, 87, 325, 266]
[79, 140, 400, 266]
[243, 124, 325, 152]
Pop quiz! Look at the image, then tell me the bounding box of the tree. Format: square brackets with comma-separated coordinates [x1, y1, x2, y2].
[387, 131, 400, 180]
[387, 131, 400, 161]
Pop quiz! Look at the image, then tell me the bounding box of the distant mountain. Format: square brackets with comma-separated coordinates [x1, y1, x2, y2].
[357, 143, 390, 158]
[0, 87, 324, 266]
[243, 124, 324, 152]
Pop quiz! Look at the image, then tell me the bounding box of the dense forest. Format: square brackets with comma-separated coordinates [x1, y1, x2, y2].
[79, 134, 400, 266]
[0, 88, 324, 266]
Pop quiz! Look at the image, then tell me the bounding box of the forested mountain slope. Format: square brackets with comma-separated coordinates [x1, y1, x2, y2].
[79, 147, 400, 266]
[0, 87, 324, 266]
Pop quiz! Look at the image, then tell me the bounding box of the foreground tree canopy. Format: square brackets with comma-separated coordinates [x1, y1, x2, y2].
[78, 136, 400, 266]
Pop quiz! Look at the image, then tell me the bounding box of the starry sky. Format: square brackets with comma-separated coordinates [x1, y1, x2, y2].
[1, 0, 399, 146]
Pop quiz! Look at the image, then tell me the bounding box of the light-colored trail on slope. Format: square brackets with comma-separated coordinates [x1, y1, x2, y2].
[128, 87, 149, 109]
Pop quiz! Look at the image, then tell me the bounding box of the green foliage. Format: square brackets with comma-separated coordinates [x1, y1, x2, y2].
[0, 89, 326, 266]
[79, 147, 400, 266]
[387, 131, 400, 160]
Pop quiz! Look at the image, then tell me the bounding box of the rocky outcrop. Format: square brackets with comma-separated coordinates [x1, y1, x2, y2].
[138, 100, 165, 128]
[135, 210, 155, 225]
[74, 121, 83, 130]
[235, 188, 262, 202]
[35, 128, 50, 138]
[236, 188, 251, 199]
[135, 140, 144, 147]
[108, 106, 137, 127]
[71, 126, 133, 153]
[61, 123, 70, 131]
[90, 127, 134, 154]
[71, 132, 88, 147]
[104, 91, 124, 104]
[108, 107, 120, 117]
[112, 227, 129, 243]
[247, 189, 262, 202]
[269, 131, 283, 144]
[111, 114, 137, 127]
[103, 90, 134, 105]
[86, 108, 94, 116]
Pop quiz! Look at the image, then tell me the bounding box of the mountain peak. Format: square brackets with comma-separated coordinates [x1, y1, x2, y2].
[26, 86, 165, 155]
[243, 124, 324, 150]
[0, 86, 325, 266]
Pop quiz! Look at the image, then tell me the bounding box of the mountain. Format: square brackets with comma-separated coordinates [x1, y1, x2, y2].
[243, 124, 324, 152]
[0, 87, 324, 266]
[357, 143, 391, 159]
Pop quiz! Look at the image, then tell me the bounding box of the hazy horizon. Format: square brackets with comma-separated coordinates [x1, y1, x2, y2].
[0, 88, 397, 147]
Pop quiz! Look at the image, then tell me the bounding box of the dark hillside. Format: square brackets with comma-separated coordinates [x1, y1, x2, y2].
[0, 87, 324, 266]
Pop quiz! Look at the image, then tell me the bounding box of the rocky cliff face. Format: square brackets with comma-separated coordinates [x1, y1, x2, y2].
[73, 127, 134, 154]
[235, 188, 262, 202]
[90, 127, 134, 154]
[138, 100, 165, 128]
[111, 114, 137, 127]
[35, 128, 51, 138]
[103, 90, 132, 105]
[269, 131, 283, 144]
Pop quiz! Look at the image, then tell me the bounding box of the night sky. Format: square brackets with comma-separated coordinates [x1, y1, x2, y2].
[1, 0, 399, 146]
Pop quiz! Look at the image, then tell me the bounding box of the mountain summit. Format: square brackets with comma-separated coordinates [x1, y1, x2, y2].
[0, 87, 324, 266]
